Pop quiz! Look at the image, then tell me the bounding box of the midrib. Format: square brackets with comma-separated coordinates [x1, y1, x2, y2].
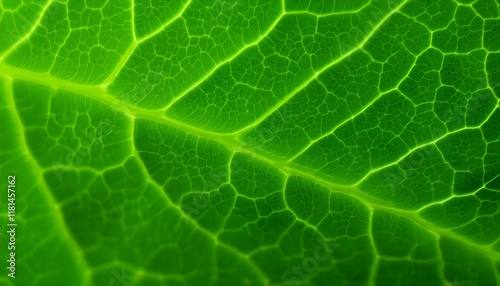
[1, 62, 498, 262]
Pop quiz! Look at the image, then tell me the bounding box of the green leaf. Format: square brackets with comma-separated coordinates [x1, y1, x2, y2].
[1, 0, 499, 285]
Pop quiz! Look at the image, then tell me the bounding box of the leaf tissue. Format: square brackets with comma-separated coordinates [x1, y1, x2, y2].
[0, 0, 499, 285]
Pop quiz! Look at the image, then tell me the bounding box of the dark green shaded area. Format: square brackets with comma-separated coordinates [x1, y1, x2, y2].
[432, 6, 483, 53]
[401, 0, 457, 30]
[364, 13, 430, 92]
[293, 90, 420, 184]
[359, 145, 453, 210]
[441, 237, 499, 286]
[241, 50, 382, 159]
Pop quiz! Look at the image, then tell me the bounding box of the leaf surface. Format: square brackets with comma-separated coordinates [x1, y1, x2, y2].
[0, 0, 499, 285]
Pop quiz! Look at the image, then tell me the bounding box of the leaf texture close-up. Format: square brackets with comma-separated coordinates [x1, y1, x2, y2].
[0, 0, 499, 285]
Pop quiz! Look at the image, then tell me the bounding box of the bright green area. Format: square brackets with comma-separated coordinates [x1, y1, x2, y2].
[0, 0, 499, 285]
